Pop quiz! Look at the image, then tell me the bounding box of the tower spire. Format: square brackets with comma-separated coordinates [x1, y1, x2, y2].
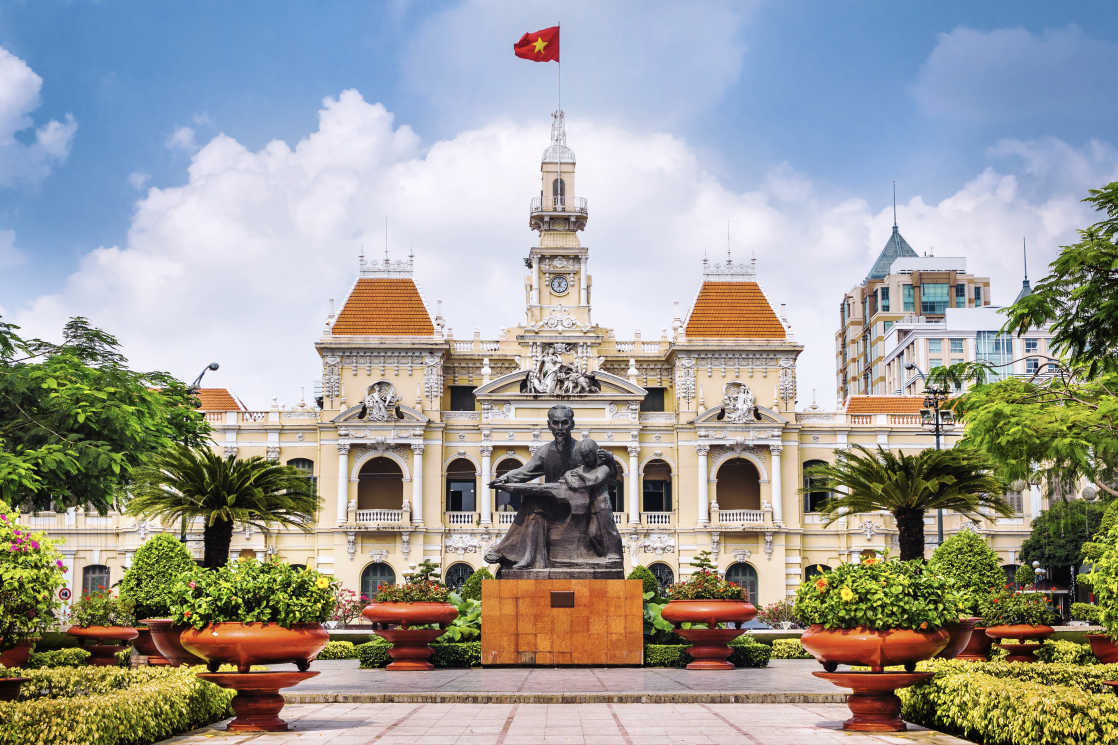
[1014, 236, 1033, 303]
[892, 181, 897, 229]
[1023, 236, 1028, 281]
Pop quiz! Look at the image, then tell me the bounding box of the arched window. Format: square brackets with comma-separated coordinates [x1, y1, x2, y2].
[289, 564, 307, 572]
[357, 457, 403, 511]
[716, 458, 760, 511]
[82, 564, 110, 595]
[803, 564, 831, 581]
[802, 460, 830, 513]
[642, 460, 672, 512]
[726, 562, 758, 603]
[445, 458, 477, 512]
[495, 459, 522, 512]
[649, 563, 674, 592]
[552, 177, 566, 208]
[608, 462, 624, 513]
[445, 562, 473, 590]
[361, 562, 396, 600]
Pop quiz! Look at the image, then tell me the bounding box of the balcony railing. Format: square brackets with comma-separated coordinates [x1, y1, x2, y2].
[355, 509, 403, 524]
[498, 511, 516, 525]
[719, 509, 765, 524]
[446, 511, 477, 526]
[642, 512, 672, 526]
[530, 195, 588, 214]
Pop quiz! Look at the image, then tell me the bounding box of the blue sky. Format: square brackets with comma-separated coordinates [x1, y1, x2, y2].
[2, 0, 1117, 407]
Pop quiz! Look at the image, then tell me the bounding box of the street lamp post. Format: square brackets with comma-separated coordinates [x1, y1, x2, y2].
[904, 362, 955, 545]
[181, 362, 220, 542]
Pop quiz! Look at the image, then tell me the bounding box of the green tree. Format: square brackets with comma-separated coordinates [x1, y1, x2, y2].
[627, 565, 661, 602]
[805, 445, 1011, 561]
[1019, 498, 1108, 588]
[459, 567, 493, 601]
[119, 534, 198, 619]
[927, 530, 1006, 614]
[0, 317, 208, 513]
[126, 448, 318, 568]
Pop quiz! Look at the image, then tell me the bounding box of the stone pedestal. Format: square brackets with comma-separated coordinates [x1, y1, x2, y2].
[481, 579, 642, 665]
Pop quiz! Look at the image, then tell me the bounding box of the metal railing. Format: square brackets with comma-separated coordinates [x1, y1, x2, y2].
[355, 509, 403, 523]
[719, 509, 764, 524]
[530, 196, 588, 214]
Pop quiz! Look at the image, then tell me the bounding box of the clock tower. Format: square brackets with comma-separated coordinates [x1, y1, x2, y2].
[524, 110, 592, 330]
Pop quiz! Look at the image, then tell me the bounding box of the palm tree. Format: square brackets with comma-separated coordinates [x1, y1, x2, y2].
[804, 445, 1011, 561]
[127, 447, 318, 568]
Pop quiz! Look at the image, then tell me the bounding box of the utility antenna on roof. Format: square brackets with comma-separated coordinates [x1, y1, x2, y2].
[384, 217, 390, 262]
[727, 220, 732, 262]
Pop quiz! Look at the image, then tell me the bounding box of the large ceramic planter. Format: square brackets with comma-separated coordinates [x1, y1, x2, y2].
[198, 671, 318, 732]
[815, 671, 934, 732]
[179, 622, 329, 674]
[0, 677, 29, 701]
[133, 626, 170, 666]
[1087, 634, 1118, 664]
[660, 599, 758, 670]
[142, 618, 204, 667]
[956, 623, 994, 661]
[0, 641, 34, 669]
[935, 617, 979, 660]
[67, 626, 139, 666]
[362, 602, 459, 671]
[800, 625, 950, 673]
[985, 624, 1054, 663]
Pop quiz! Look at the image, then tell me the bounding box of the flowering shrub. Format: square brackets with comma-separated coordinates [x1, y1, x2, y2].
[757, 599, 799, 627]
[979, 587, 1059, 626]
[170, 558, 337, 629]
[331, 587, 367, 625]
[664, 551, 745, 601]
[793, 556, 960, 631]
[374, 559, 450, 603]
[0, 503, 67, 647]
[69, 589, 135, 627]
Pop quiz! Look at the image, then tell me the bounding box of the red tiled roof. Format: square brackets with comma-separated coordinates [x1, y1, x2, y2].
[333, 278, 435, 336]
[845, 396, 925, 415]
[685, 282, 786, 338]
[195, 388, 242, 411]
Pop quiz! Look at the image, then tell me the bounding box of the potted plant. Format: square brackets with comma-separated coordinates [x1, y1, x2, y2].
[978, 587, 1059, 662]
[0, 664, 29, 701]
[794, 556, 957, 672]
[362, 559, 457, 670]
[119, 534, 199, 665]
[757, 599, 799, 629]
[67, 589, 138, 666]
[1080, 515, 1118, 663]
[0, 506, 67, 668]
[659, 551, 757, 670]
[173, 559, 334, 673]
[329, 587, 367, 629]
[926, 531, 1006, 660]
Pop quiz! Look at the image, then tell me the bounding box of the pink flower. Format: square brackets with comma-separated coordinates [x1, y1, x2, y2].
[187, 581, 196, 589]
[29, 540, 39, 550]
[56, 560, 64, 568]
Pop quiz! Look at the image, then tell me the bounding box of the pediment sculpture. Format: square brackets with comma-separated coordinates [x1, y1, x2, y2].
[359, 381, 402, 422]
[719, 381, 760, 424]
[521, 343, 601, 396]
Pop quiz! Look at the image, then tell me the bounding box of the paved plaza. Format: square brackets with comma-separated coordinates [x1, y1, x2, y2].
[163, 702, 970, 744]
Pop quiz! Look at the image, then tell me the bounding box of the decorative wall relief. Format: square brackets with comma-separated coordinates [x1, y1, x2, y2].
[361, 381, 401, 422]
[720, 381, 757, 423]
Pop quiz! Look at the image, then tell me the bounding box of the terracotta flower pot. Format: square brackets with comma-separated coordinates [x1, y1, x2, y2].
[660, 599, 758, 670]
[985, 624, 1054, 663]
[132, 626, 170, 666]
[1087, 634, 1118, 664]
[141, 618, 204, 667]
[67, 625, 139, 666]
[363, 602, 459, 671]
[956, 623, 994, 661]
[0, 677, 29, 702]
[0, 641, 34, 669]
[936, 617, 979, 660]
[179, 622, 329, 674]
[799, 625, 950, 673]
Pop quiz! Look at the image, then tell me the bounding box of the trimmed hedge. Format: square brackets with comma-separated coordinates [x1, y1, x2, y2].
[1034, 639, 1096, 665]
[769, 638, 812, 659]
[644, 637, 771, 668]
[25, 649, 90, 669]
[902, 661, 1118, 745]
[356, 638, 481, 668]
[316, 640, 358, 660]
[33, 632, 78, 652]
[1071, 602, 1103, 625]
[0, 666, 233, 745]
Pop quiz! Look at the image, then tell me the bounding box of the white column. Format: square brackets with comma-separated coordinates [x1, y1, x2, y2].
[579, 256, 587, 305]
[479, 446, 493, 524]
[412, 444, 425, 525]
[628, 445, 640, 524]
[770, 445, 783, 524]
[531, 257, 540, 305]
[696, 444, 710, 525]
[335, 444, 350, 525]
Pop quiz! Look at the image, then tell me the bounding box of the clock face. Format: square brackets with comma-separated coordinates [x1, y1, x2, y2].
[550, 275, 569, 294]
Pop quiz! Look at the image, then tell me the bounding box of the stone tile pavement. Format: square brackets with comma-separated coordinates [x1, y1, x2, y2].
[162, 702, 973, 744]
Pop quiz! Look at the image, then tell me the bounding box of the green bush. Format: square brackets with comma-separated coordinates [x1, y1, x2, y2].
[31, 633, 77, 652]
[770, 638, 812, 659]
[355, 638, 391, 668]
[26, 649, 89, 669]
[119, 535, 196, 620]
[927, 530, 1006, 614]
[172, 559, 336, 629]
[316, 640, 357, 660]
[459, 567, 493, 602]
[979, 587, 1059, 626]
[355, 638, 480, 668]
[627, 565, 661, 602]
[1086, 523, 1118, 639]
[902, 661, 1118, 745]
[644, 644, 687, 667]
[1071, 602, 1103, 625]
[643, 637, 770, 668]
[1034, 639, 1096, 665]
[0, 666, 233, 745]
[1015, 563, 1036, 587]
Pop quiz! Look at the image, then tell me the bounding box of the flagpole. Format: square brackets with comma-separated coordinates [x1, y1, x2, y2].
[556, 22, 561, 210]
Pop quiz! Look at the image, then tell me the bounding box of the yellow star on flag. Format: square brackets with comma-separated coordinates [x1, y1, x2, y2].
[533, 36, 548, 54]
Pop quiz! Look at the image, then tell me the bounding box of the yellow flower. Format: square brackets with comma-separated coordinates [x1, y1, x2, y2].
[315, 577, 330, 590]
[840, 586, 854, 602]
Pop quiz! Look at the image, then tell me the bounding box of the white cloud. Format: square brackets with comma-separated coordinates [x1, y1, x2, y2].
[0, 46, 77, 187]
[13, 91, 1116, 410]
[0, 229, 24, 268]
[913, 25, 1118, 125]
[128, 171, 150, 190]
[166, 126, 197, 151]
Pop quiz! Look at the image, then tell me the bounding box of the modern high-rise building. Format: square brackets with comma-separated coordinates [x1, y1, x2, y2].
[835, 216, 992, 401]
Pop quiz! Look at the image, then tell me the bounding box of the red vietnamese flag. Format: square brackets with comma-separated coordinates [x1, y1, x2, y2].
[514, 26, 559, 62]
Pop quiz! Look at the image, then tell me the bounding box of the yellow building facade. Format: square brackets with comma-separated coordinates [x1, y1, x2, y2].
[29, 111, 1042, 611]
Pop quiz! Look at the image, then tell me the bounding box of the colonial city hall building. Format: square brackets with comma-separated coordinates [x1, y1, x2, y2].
[29, 112, 1044, 611]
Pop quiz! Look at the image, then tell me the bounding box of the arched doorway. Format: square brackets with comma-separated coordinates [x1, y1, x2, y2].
[445, 562, 473, 590]
[802, 460, 830, 513]
[803, 564, 831, 581]
[716, 458, 760, 511]
[649, 563, 675, 592]
[495, 458, 522, 512]
[357, 458, 403, 511]
[445, 458, 477, 512]
[82, 564, 110, 595]
[642, 460, 672, 513]
[726, 562, 758, 603]
[361, 562, 396, 599]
